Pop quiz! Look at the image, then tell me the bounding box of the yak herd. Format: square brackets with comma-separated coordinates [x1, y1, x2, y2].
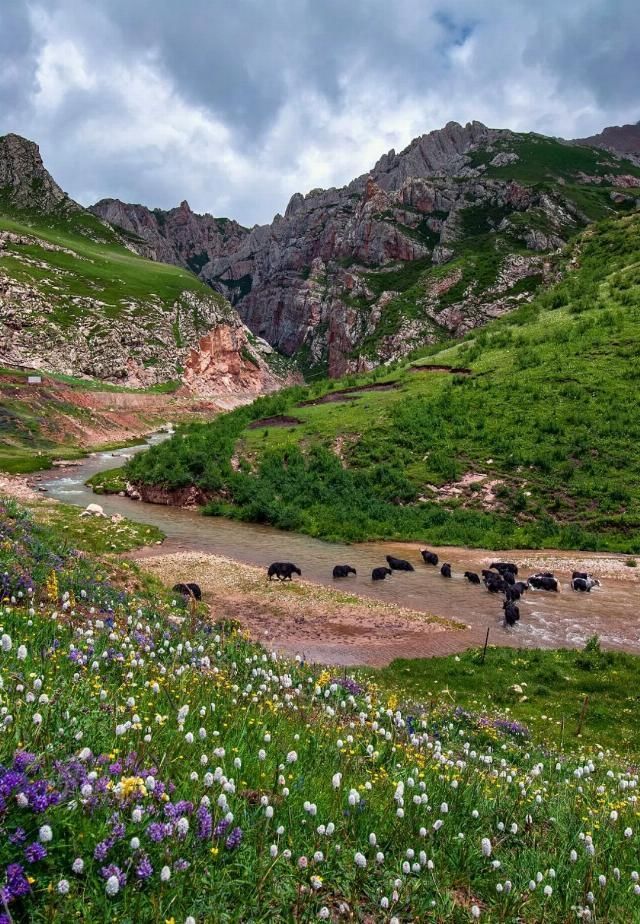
[259, 551, 601, 630]
[172, 552, 600, 631]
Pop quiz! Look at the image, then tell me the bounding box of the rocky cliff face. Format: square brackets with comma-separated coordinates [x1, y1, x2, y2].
[91, 197, 249, 272]
[0, 133, 286, 400]
[0, 134, 69, 212]
[95, 121, 640, 376]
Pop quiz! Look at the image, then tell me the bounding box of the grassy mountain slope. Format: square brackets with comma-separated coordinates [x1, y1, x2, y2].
[2, 497, 640, 922]
[127, 210, 640, 552]
[0, 132, 279, 388]
[0, 201, 236, 383]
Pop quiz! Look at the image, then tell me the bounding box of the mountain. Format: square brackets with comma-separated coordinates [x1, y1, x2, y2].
[127, 208, 640, 553]
[575, 122, 640, 160]
[91, 196, 249, 272]
[0, 133, 285, 396]
[93, 121, 640, 377]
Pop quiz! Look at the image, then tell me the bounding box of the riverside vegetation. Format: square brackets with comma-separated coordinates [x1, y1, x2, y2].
[2, 498, 640, 922]
[125, 211, 640, 552]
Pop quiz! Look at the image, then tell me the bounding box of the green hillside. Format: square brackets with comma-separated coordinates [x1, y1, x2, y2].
[0, 207, 232, 345]
[0, 133, 239, 388]
[127, 211, 640, 552]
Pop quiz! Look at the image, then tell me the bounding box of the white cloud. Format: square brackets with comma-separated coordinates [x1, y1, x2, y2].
[0, 0, 638, 224]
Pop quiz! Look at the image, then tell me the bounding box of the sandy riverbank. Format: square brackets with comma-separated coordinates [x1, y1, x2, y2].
[128, 548, 464, 666]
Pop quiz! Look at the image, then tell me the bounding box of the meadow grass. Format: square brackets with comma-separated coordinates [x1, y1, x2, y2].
[2, 498, 640, 921]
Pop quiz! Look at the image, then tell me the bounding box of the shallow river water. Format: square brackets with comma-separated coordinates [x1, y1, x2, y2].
[38, 439, 640, 656]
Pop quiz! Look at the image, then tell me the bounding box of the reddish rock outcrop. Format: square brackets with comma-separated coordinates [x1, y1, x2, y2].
[182, 323, 290, 399]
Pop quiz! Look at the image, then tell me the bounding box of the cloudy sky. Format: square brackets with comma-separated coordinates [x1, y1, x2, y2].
[2, 0, 639, 226]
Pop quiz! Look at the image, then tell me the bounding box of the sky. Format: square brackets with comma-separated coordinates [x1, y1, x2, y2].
[1, 0, 639, 226]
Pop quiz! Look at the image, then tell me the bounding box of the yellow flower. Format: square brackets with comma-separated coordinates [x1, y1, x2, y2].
[210, 847, 219, 857]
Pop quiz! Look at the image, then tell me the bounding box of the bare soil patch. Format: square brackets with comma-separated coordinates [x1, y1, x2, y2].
[297, 381, 400, 407]
[410, 364, 472, 374]
[247, 415, 302, 428]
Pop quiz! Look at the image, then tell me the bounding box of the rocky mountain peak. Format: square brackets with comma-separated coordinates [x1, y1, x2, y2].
[0, 132, 68, 211]
[574, 122, 640, 163]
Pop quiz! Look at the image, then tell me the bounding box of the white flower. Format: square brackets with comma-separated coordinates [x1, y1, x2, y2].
[318, 909, 330, 920]
[105, 875, 120, 896]
[33, 713, 43, 726]
[610, 810, 618, 822]
[481, 837, 492, 857]
[1, 634, 11, 652]
[625, 827, 633, 838]
[354, 852, 367, 869]
[544, 885, 553, 897]
[286, 750, 297, 763]
[471, 906, 481, 919]
[332, 773, 342, 789]
[570, 850, 578, 863]
[161, 866, 171, 882]
[57, 879, 70, 895]
[130, 837, 140, 850]
[185, 918, 196, 924]
[17, 645, 27, 661]
[72, 858, 84, 874]
[598, 875, 607, 888]
[258, 749, 266, 761]
[433, 819, 444, 831]
[270, 844, 278, 858]
[39, 825, 53, 843]
[176, 817, 189, 837]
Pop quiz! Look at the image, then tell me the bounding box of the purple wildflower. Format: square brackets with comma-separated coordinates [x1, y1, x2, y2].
[100, 864, 127, 888]
[147, 822, 169, 843]
[136, 856, 153, 880]
[196, 805, 212, 840]
[1, 862, 30, 903]
[24, 842, 47, 863]
[13, 752, 38, 773]
[173, 858, 190, 872]
[8, 829, 26, 845]
[93, 839, 112, 861]
[213, 818, 231, 839]
[225, 827, 243, 850]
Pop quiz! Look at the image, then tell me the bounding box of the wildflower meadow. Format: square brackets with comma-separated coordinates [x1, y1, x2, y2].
[1, 498, 640, 922]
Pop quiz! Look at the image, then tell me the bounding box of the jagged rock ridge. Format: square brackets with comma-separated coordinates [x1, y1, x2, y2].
[94, 120, 640, 376]
[574, 122, 640, 162]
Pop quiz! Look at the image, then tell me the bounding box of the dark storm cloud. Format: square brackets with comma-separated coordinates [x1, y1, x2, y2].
[0, 1, 638, 225]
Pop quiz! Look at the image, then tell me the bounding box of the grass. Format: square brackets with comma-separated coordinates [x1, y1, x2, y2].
[23, 499, 165, 553]
[367, 643, 640, 758]
[3, 497, 640, 921]
[127, 211, 640, 552]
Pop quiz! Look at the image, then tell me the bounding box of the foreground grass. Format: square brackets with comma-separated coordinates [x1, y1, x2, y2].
[2, 499, 640, 921]
[368, 645, 640, 759]
[127, 211, 640, 552]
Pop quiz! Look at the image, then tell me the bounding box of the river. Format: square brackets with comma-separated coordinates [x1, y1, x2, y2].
[37, 438, 640, 656]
